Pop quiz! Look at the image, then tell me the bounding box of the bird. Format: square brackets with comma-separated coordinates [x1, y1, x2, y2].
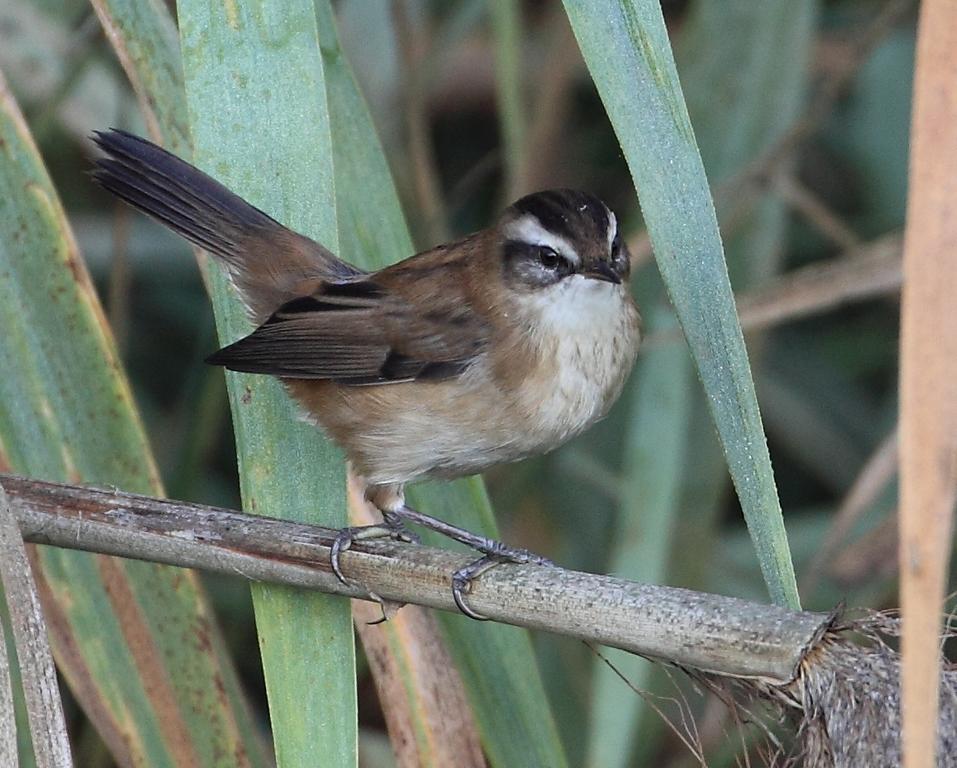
[91, 128, 641, 618]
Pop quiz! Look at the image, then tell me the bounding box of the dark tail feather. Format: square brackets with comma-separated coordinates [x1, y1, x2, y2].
[91, 129, 358, 321]
[91, 129, 275, 264]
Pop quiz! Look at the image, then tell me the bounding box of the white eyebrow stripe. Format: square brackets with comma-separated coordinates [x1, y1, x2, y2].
[606, 209, 618, 251]
[504, 214, 581, 265]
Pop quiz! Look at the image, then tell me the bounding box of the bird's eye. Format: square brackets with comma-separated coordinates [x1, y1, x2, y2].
[538, 246, 561, 270]
[611, 231, 622, 254]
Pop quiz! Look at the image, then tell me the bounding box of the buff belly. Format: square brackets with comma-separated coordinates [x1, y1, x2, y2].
[286, 335, 637, 486]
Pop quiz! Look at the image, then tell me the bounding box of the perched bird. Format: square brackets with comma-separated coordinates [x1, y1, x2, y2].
[92, 129, 641, 618]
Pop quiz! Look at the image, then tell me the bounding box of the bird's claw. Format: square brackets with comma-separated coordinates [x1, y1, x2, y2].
[451, 547, 555, 621]
[330, 520, 419, 586]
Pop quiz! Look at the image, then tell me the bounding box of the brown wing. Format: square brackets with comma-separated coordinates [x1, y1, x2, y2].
[205, 276, 488, 385]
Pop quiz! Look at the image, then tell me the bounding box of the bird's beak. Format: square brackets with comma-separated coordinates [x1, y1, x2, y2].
[582, 261, 622, 284]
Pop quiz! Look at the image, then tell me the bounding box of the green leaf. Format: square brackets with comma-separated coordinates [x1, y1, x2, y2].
[0, 69, 267, 768]
[89, 0, 189, 150]
[174, 1, 356, 766]
[314, 5, 568, 766]
[562, 0, 800, 608]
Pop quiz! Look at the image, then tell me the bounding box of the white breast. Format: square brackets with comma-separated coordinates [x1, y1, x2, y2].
[519, 275, 640, 447]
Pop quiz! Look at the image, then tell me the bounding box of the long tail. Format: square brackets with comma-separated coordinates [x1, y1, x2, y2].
[92, 129, 359, 322]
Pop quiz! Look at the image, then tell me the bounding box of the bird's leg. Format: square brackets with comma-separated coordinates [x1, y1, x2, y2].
[336, 481, 553, 620]
[389, 504, 554, 621]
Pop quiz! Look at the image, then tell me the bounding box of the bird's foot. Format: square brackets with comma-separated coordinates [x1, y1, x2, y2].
[332, 499, 554, 622]
[451, 544, 554, 621]
[387, 505, 554, 620]
[330, 510, 419, 585]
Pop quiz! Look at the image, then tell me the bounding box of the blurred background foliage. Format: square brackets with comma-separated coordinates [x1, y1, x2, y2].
[0, 0, 920, 765]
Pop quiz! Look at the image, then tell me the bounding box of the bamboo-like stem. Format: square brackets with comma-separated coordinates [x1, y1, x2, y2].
[899, 1, 957, 764]
[0, 485, 74, 768]
[2, 473, 824, 684]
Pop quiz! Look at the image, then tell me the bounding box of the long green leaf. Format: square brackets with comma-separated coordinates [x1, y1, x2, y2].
[174, 1, 356, 765]
[562, 0, 800, 608]
[658, 0, 816, 614]
[0, 69, 266, 768]
[314, 5, 568, 766]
